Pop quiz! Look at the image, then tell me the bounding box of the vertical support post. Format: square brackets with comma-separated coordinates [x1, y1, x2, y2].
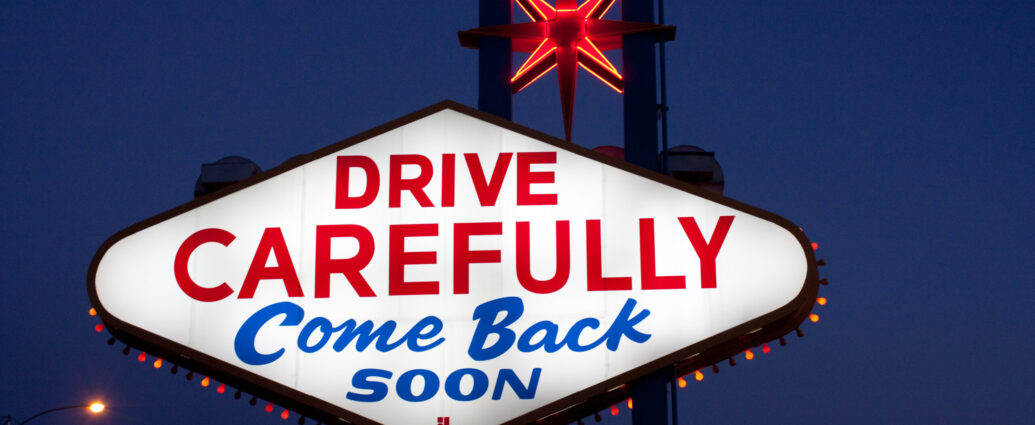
[623, 1, 670, 423]
[657, 0, 671, 175]
[630, 365, 670, 425]
[622, 0, 659, 171]
[478, 0, 512, 120]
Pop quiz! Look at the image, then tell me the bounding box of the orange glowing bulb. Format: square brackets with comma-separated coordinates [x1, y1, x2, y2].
[217, 383, 226, 394]
[94, 324, 104, 332]
[153, 358, 162, 369]
[810, 313, 820, 323]
[610, 405, 619, 416]
[678, 377, 687, 388]
[817, 297, 827, 305]
[745, 349, 754, 360]
[89, 308, 97, 316]
[88, 402, 105, 414]
[281, 409, 290, 420]
[201, 376, 210, 387]
[762, 343, 771, 354]
[694, 370, 704, 381]
[266, 403, 275, 413]
[137, 352, 146, 362]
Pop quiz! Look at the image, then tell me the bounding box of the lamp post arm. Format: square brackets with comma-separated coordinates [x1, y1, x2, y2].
[18, 405, 87, 425]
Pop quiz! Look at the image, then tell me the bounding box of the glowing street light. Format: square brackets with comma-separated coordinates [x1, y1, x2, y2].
[3, 401, 107, 424]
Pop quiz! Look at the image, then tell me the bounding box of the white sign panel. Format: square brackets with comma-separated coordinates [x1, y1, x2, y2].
[90, 101, 816, 425]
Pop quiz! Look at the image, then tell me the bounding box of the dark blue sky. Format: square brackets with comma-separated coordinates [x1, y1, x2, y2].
[2, 1, 1032, 424]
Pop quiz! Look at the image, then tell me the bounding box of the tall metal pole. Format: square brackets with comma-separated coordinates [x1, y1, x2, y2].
[623, 0, 670, 421]
[477, 0, 512, 119]
[657, 0, 671, 175]
[622, 0, 660, 171]
[658, 2, 677, 422]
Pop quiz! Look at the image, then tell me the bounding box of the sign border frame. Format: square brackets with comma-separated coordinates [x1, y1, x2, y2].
[87, 100, 819, 425]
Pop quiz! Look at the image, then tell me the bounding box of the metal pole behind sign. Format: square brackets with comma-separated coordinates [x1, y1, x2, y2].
[622, 0, 660, 172]
[622, 0, 671, 422]
[477, 0, 512, 120]
[657, 0, 671, 175]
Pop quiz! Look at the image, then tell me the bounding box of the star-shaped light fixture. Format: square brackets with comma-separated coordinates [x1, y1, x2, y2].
[460, 0, 674, 141]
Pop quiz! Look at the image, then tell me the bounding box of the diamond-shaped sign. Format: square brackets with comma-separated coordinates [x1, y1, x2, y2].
[89, 101, 818, 425]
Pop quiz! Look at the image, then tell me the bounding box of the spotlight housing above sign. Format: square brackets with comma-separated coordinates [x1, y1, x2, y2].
[89, 101, 818, 425]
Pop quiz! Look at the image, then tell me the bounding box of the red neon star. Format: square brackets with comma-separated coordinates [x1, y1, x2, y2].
[460, 0, 674, 141]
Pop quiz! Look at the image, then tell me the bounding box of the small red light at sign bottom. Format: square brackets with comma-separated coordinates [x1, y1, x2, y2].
[281, 409, 290, 420]
[94, 324, 104, 332]
[137, 352, 146, 362]
[217, 383, 226, 394]
[266, 403, 274, 413]
[610, 405, 619, 416]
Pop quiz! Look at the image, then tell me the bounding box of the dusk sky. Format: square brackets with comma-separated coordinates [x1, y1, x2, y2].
[2, 1, 1032, 424]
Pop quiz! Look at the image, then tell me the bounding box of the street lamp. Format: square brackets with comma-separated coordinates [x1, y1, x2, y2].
[3, 401, 106, 424]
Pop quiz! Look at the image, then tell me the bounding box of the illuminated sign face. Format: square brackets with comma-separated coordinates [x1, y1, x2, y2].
[89, 101, 817, 425]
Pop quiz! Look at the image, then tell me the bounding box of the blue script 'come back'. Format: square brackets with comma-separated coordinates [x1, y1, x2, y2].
[234, 297, 652, 365]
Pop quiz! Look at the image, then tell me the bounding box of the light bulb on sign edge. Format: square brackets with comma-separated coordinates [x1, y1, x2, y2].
[695, 370, 704, 381]
[678, 376, 687, 387]
[627, 399, 632, 409]
[810, 313, 820, 323]
[610, 405, 619, 416]
[266, 402, 274, 413]
[89, 308, 97, 316]
[281, 409, 290, 420]
[137, 352, 146, 362]
[762, 343, 771, 354]
[94, 324, 104, 332]
[217, 383, 226, 394]
[745, 349, 754, 360]
[153, 358, 162, 369]
[817, 297, 827, 305]
[201, 376, 210, 387]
